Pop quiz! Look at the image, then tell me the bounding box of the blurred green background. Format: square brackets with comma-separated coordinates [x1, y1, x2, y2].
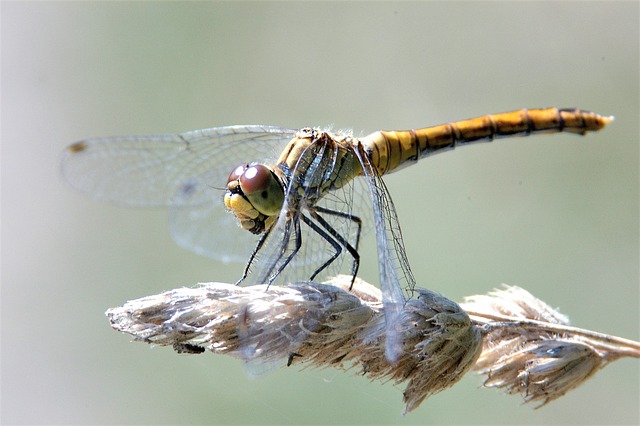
[2, 2, 638, 424]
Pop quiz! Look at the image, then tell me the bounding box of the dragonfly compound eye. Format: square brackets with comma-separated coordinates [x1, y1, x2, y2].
[239, 164, 284, 216]
[227, 163, 249, 184]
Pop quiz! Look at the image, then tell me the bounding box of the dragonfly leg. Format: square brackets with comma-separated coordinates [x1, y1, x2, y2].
[300, 214, 343, 281]
[314, 205, 363, 251]
[262, 216, 302, 285]
[235, 227, 271, 286]
[306, 210, 360, 289]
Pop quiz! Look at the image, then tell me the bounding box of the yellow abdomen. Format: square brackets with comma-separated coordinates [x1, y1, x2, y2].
[362, 108, 613, 176]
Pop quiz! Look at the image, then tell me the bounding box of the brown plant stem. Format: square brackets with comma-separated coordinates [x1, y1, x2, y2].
[467, 311, 640, 360]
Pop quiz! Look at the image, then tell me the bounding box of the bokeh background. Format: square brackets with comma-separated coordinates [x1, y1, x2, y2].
[2, 2, 638, 424]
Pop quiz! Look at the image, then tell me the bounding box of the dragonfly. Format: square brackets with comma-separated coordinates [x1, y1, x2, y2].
[62, 107, 612, 363]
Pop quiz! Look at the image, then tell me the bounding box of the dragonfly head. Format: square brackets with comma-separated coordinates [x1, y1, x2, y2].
[224, 163, 284, 234]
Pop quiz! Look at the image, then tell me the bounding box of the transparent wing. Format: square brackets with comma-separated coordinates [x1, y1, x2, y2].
[61, 125, 296, 261]
[240, 135, 412, 365]
[244, 143, 373, 287]
[354, 142, 416, 364]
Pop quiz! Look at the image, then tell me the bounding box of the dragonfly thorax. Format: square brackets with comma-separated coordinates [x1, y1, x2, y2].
[277, 128, 364, 196]
[224, 163, 285, 235]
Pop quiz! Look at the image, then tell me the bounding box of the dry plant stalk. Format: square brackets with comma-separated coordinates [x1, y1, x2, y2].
[106, 276, 639, 414]
[461, 286, 640, 407]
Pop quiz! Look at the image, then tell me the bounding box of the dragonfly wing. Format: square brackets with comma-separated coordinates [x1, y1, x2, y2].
[354, 143, 416, 364]
[243, 186, 304, 286]
[244, 142, 373, 286]
[62, 125, 296, 261]
[168, 189, 256, 263]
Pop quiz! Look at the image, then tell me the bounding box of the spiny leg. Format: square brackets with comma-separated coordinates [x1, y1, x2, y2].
[314, 205, 363, 251]
[236, 227, 272, 285]
[262, 215, 302, 286]
[307, 210, 360, 289]
[300, 213, 344, 282]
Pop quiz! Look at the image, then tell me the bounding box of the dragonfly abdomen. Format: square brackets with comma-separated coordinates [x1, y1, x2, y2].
[363, 108, 613, 175]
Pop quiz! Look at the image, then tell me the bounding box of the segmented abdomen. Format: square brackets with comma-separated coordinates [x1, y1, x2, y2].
[363, 108, 613, 175]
